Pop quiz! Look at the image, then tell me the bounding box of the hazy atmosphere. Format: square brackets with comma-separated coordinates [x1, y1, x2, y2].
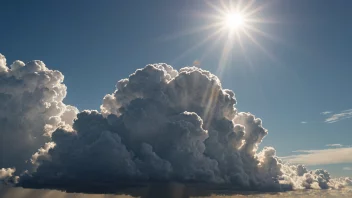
[1, 0, 351, 197]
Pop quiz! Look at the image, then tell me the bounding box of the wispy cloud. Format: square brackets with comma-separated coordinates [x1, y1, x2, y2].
[326, 144, 343, 147]
[343, 167, 352, 171]
[324, 109, 352, 123]
[282, 147, 352, 165]
[301, 121, 307, 124]
[321, 111, 332, 115]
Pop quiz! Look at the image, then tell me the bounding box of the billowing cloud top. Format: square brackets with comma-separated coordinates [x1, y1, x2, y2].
[0, 54, 78, 172]
[0, 54, 351, 194]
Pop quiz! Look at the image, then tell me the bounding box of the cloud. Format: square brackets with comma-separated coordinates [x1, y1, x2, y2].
[22, 65, 280, 191]
[17, 63, 350, 192]
[326, 144, 343, 147]
[0, 168, 18, 184]
[343, 167, 352, 171]
[324, 109, 352, 123]
[0, 54, 350, 193]
[283, 147, 352, 165]
[300, 121, 307, 124]
[321, 111, 332, 115]
[0, 54, 78, 173]
[0, 168, 15, 180]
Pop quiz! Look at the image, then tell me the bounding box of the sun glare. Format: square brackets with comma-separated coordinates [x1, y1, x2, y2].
[166, 0, 279, 77]
[225, 13, 244, 29]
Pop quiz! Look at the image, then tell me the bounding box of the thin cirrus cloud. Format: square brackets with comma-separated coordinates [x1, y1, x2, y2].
[321, 111, 332, 115]
[324, 109, 352, 123]
[325, 144, 343, 147]
[343, 167, 352, 171]
[282, 147, 352, 165]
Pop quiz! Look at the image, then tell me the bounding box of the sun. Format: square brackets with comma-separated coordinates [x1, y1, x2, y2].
[225, 13, 245, 30]
[164, 0, 278, 75]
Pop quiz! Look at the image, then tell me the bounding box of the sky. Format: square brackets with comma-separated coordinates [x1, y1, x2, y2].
[0, 0, 351, 179]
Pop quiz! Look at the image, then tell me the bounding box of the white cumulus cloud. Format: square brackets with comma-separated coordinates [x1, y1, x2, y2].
[0, 53, 78, 173]
[0, 168, 15, 180]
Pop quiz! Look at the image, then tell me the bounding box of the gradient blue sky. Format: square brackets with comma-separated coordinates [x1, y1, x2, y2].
[0, 0, 351, 177]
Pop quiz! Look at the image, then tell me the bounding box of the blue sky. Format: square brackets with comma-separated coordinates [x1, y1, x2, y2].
[1, 0, 351, 177]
